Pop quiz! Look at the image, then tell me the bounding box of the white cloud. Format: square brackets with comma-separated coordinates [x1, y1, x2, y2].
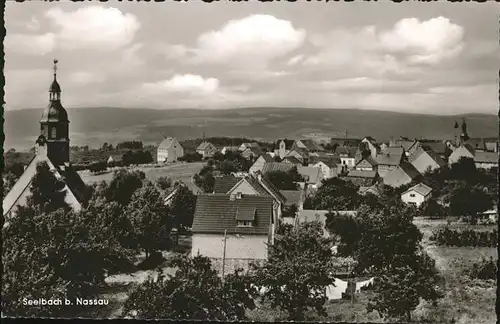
[142, 74, 220, 94]
[379, 17, 465, 65]
[5, 33, 56, 55]
[191, 14, 306, 67]
[69, 71, 105, 86]
[44, 6, 140, 51]
[26, 16, 41, 31]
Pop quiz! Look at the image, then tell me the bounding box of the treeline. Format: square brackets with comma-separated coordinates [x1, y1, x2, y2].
[122, 150, 153, 166]
[180, 137, 272, 151]
[430, 227, 497, 247]
[116, 141, 144, 150]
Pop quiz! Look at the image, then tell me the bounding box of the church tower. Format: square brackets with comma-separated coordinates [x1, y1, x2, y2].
[39, 59, 70, 166]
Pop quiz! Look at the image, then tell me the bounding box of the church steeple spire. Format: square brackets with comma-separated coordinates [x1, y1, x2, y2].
[49, 59, 61, 101]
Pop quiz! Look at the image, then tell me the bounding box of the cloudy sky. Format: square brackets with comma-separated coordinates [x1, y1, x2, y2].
[4, 2, 498, 115]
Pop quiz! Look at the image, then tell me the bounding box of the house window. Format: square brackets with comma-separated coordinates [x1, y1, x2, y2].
[51, 127, 57, 139]
[236, 192, 242, 199]
[237, 221, 253, 227]
[410, 193, 416, 198]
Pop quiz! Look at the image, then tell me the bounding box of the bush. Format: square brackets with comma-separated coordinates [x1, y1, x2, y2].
[430, 227, 497, 247]
[467, 257, 497, 280]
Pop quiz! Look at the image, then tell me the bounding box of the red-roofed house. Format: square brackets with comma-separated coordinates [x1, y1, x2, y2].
[401, 183, 433, 207]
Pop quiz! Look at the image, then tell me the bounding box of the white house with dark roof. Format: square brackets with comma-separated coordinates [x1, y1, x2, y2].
[3, 60, 88, 220]
[401, 183, 433, 207]
[191, 194, 275, 261]
[157, 137, 184, 163]
[196, 141, 218, 158]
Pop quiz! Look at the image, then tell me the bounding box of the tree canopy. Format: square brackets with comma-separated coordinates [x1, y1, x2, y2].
[305, 177, 359, 211]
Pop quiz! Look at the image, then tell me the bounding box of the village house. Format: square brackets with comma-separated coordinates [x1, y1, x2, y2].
[361, 137, 380, 159]
[213, 175, 241, 194]
[379, 143, 389, 152]
[239, 142, 261, 152]
[284, 148, 308, 164]
[409, 146, 446, 174]
[297, 166, 323, 189]
[157, 137, 184, 163]
[420, 140, 450, 159]
[448, 144, 475, 165]
[401, 183, 433, 207]
[310, 156, 341, 179]
[249, 153, 275, 174]
[292, 139, 324, 153]
[191, 194, 275, 262]
[196, 141, 218, 158]
[283, 155, 303, 165]
[261, 162, 296, 174]
[343, 170, 379, 187]
[274, 139, 295, 159]
[336, 147, 358, 169]
[473, 151, 498, 169]
[355, 156, 377, 172]
[382, 162, 420, 188]
[220, 146, 240, 155]
[3, 60, 88, 220]
[241, 146, 261, 161]
[375, 147, 405, 178]
[359, 183, 382, 197]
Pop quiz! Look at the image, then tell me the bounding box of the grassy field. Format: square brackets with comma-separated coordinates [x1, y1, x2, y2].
[78, 162, 205, 193]
[413, 217, 497, 324]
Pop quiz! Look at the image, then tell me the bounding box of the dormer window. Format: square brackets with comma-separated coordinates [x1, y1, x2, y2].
[236, 192, 242, 199]
[237, 220, 253, 227]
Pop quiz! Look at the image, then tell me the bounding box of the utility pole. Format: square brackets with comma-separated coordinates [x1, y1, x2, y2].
[221, 229, 227, 284]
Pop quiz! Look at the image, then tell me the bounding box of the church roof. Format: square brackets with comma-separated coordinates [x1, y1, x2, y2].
[49, 79, 61, 93]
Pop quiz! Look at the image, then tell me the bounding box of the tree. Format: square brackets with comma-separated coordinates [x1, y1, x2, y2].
[169, 185, 197, 229]
[419, 197, 447, 218]
[193, 170, 215, 193]
[265, 167, 303, 191]
[450, 157, 477, 181]
[252, 222, 336, 320]
[308, 178, 359, 211]
[105, 169, 145, 206]
[122, 255, 257, 320]
[219, 159, 239, 175]
[89, 160, 107, 174]
[126, 182, 173, 258]
[3, 172, 18, 195]
[326, 201, 422, 273]
[448, 183, 493, 224]
[27, 161, 70, 214]
[367, 252, 443, 322]
[156, 176, 173, 191]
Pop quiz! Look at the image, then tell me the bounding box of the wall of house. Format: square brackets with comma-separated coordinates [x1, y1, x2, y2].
[192, 234, 268, 259]
[227, 180, 258, 196]
[401, 191, 427, 207]
[314, 162, 333, 179]
[475, 162, 498, 169]
[340, 157, 355, 168]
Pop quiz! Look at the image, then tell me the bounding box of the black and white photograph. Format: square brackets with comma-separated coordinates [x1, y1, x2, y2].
[2, 1, 498, 322]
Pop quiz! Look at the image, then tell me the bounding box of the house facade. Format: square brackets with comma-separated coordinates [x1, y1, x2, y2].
[191, 194, 274, 261]
[361, 137, 379, 159]
[196, 142, 218, 158]
[474, 152, 498, 169]
[355, 156, 377, 172]
[157, 137, 184, 163]
[401, 183, 433, 207]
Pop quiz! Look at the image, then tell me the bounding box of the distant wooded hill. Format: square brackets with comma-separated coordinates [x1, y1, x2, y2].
[4, 107, 498, 151]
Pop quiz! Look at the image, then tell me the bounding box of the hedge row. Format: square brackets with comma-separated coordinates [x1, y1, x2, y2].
[430, 227, 497, 247]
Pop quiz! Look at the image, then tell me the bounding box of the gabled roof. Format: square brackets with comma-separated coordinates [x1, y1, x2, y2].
[346, 170, 378, 179]
[355, 156, 377, 167]
[335, 146, 357, 158]
[421, 142, 447, 155]
[242, 146, 261, 156]
[297, 139, 323, 152]
[283, 156, 303, 165]
[462, 143, 475, 155]
[158, 137, 179, 150]
[312, 156, 341, 168]
[262, 162, 296, 174]
[253, 174, 287, 204]
[3, 154, 86, 217]
[359, 184, 382, 196]
[409, 147, 446, 169]
[192, 194, 273, 235]
[297, 166, 322, 184]
[196, 142, 216, 151]
[259, 153, 275, 163]
[376, 148, 404, 166]
[474, 151, 498, 164]
[383, 163, 420, 187]
[213, 175, 240, 194]
[279, 190, 304, 206]
[402, 183, 433, 197]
